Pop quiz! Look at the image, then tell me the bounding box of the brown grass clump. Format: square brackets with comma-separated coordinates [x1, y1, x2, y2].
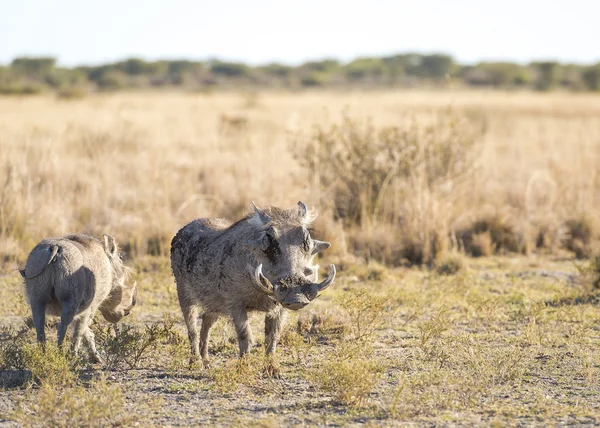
[12, 376, 128, 427]
[436, 252, 465, 275]
[562, 216, 596, 258]
[308, 341, 383, 408]
[458, 215, 528, 256]
[292, 109, 483, 265]
[296, 308, 349, 340]
[1, 91, 600, 267]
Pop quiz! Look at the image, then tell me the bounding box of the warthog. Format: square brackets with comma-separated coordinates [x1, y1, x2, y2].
[171, 201, 335, 367]
[20, 234, 137, 362]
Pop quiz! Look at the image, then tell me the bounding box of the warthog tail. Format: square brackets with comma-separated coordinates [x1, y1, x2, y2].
[19, 245, 60, 279]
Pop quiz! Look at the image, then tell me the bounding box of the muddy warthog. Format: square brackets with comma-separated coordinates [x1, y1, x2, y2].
[171, 201, 335, 367]
[20, 234, 137, 362]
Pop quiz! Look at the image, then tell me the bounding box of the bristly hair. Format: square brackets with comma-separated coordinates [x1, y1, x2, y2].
[301, 206, 318, 226]
[246, 204, 318, 229]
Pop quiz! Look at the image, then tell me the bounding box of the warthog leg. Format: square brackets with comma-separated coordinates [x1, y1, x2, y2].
[31, 300, 47, 344]
[181, 303, 200, 364]
[72, 311, 102, 363]
[71, 315, 86, 354]
[264, 305, 286, 356]
[200, 312, 219, 366]
[84, 325, 102, 363]
[57, 301, 77, 348]
[231, 306, 254, 356]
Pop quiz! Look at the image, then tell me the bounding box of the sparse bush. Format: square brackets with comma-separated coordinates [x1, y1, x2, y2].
[12, 376, 127, 427]
[336, 288, 390, 341]
[292, 110, 484, 265]
[469, 231, 493, 257]
[95, 322, 174, 370]
[279, 328, 316, 363]
[417, 307, 450, 359]
[573, 254, 600, 291]
[211, 353, 264, 393]
[563, 216, 595, 259]
[436, 252, 465, 275]
[458, 215, 527, 256]
[0, 82, 45, 95]
[296, 308, 349, 341]
[309, 341, 383, 408]
[535, 221, 563, 251]
[56, 86, 88, 100]
[1, 341, 78, 386]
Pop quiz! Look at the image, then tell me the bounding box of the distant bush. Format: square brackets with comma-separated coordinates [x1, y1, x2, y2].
[292, 110, 484, 265]
[210, 61, 250, 78]
[1, 54, 600, 91]
[582, 65, 600, 91]
[563, 216, 595, 259]
[0, 82, 45, 95]
[458, 215, 528, 256]
[533, 62, 561, 91]
[56, 86, 88, 100]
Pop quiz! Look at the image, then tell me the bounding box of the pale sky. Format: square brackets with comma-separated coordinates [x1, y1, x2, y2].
[1, 0, 598, 67]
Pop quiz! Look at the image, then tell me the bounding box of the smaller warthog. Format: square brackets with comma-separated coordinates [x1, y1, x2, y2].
[20, 234, 137, 362]
[171, 201, 336, 369]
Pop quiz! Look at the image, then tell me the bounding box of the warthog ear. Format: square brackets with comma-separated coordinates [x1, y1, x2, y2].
[297, 201, 317, 225]
[297, 201, 307, 218]
[252, 201, 271, 225]
[312, 240, 331, 255]
[103, 234, 118, 257]
[246, 231, 269, 251]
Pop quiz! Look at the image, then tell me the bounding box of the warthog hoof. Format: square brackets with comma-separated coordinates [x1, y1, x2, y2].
[264, 358, 281, 378]
[91, 353, 104, 365]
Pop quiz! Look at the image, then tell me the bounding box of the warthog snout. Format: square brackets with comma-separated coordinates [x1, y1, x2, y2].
[253, 263, 336, 311]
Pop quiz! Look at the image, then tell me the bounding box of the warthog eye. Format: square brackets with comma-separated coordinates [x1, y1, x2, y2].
[302, 230, 311, 252]
[263, 233, 281, 263]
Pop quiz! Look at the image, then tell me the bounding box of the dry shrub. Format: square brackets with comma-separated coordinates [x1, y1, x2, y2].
[293, 110, 484, 266]
[211, 352, 265, 393]
[219, 112, 249, 134]
[56, 86, 88, 100]
[308, 288, 389, 407]
[308, 341, 384, 408]
[12, 376, 127, 427]
[458, 215, 528, 256]
[390, 338, 525, 419]
[296, 308, 349, 340]
[336, 287, 390, 341]
[563, 216, 596, 259]
[95, 320, 179, 370]
[535, 220, 564, 251]
[470, 232, 493, 257]
[436, 252, 465, 275]
[1, 341, 78, 387]
[573, 254, 600, 291]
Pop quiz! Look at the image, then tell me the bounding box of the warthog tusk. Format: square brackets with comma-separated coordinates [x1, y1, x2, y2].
[252, 264, 277, 299]
[308, 264, 336, 300]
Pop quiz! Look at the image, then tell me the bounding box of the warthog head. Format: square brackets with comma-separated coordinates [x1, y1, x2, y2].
[98, 234, 137, 323]
[247, 202, 336, 310]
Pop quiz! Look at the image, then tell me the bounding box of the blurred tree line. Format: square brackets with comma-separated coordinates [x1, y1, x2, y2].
[1, 54, 600, 95]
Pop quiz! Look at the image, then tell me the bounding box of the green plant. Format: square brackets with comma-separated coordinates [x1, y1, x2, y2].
[95, 322, 173, 370]
[292, 110, 484, 265]
[336, 288, 390, 341]
[1, 341, 78, 386]
[12, 375, 127, 427]
[309, 341, 383, 408]
[563, 216, 595, 259]
[210, 353, 264, 393]
[436, 252, 465, 275]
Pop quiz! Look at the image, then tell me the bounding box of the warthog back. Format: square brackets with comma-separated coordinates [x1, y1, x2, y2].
[21, 234, 137, 362]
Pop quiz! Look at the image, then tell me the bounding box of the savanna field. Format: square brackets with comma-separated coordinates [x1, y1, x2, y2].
[1, 90, 600, 426]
